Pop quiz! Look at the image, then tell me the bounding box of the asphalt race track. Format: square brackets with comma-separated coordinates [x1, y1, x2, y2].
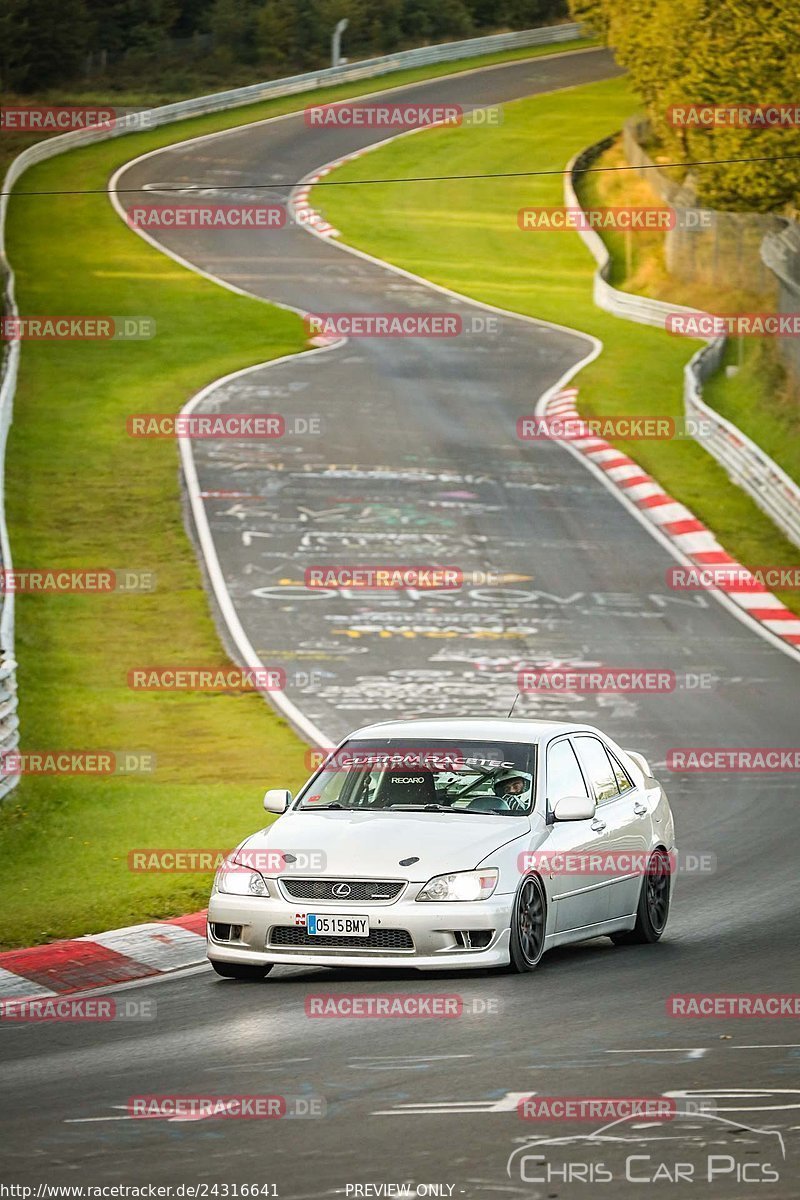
[2, 47, 799, 1198]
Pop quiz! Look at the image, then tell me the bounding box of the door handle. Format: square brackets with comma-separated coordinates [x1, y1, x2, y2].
[590, 818, 606, 832]
[633, 802, 647, 816]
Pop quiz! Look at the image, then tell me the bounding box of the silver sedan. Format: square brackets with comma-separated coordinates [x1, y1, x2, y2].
[207, 717, 676, 977]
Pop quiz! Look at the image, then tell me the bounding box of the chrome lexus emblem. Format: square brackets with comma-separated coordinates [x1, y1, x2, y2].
[332, 882, 351, 898]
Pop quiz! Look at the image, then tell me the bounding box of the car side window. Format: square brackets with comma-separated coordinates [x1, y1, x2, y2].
[608, 750, 634, 795]
[546, 739, 590, 810]
[575, 737, 620, 805]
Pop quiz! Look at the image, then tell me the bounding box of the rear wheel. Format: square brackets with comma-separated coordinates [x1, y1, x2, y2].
[210, 960, 273, 980]
[610, 848, 671, 945]
[508, 875, 546, 972]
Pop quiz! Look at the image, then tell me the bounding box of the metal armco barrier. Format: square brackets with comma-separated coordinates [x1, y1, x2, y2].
[565, 141, 800, 551]
[0, 22, 584, 800]
[685, 341, 800, 549]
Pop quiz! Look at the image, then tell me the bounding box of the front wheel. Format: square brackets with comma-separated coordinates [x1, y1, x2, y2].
[610, 848, 671, 945]
[508, 875, 547, 972]
[210, 960, 273, 980]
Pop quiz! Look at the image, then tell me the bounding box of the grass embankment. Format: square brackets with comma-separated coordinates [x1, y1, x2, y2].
[0, 41, 599, 949]
[581, 138, 800, 490]
[315, 75, 800, 612]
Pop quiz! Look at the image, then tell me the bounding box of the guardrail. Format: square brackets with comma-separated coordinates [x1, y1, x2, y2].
[565, 140, 800, 551]
[0, 21, 585, 800]
[0, 264, 19, 793]
[564, 140, 701, 330]
[685, 341, 800, 549]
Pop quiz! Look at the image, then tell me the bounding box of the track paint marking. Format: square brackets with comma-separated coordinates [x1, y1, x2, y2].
[374, 1091, 535, 1115]
[350, 1054, 473, 1061]
[607, 1048, 708, 1056]
[65, 1116, 135, 1124]
[730, 1044, 800, 1050]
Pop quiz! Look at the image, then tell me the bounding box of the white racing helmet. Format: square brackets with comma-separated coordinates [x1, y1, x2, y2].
[492, 768, 533, 799]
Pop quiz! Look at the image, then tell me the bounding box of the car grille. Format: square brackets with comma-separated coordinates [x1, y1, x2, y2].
[280, 878, 405, 903]
[269, 926, 414, 951]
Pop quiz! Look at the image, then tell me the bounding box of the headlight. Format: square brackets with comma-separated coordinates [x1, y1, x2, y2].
[213, 864, 269, 897]
[416, 869, 499, 902]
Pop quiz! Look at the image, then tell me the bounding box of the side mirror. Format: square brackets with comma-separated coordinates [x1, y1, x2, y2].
[263, 788, 291, 814]
[552, 794, 596, 822]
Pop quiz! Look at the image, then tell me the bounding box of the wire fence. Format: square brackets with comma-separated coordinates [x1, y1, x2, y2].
[622, 118, 788, 297]
[761, 222, 800, 384]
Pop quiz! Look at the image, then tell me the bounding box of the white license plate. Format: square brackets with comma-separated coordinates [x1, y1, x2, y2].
[307, 914, 369, 937]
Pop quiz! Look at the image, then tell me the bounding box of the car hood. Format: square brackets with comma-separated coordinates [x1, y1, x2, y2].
[239, 810, 530, 879]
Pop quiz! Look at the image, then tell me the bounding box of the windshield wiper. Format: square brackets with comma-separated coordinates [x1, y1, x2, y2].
[387, 803, 472, 813]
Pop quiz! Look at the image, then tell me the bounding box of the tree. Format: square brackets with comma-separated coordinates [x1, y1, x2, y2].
[568, 0, 800, 212]
[84, 0, 180, 58]
[208, 0, 263, 65]
[0, 0, 30, 91]
[9, 0, 90, 89]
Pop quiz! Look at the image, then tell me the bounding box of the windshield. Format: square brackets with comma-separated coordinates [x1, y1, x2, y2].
[296, 738, 536, 815]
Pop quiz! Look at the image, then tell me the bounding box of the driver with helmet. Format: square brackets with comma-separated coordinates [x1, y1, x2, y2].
[492, 768, 533, 810]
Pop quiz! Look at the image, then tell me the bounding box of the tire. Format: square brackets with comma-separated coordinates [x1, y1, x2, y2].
[508, 875, 547, 972]
[610, 848, 671, 945]
[210, 960, 273, 980]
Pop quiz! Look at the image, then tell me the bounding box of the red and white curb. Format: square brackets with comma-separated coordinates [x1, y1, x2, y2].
[291, 161, 349, 238]
[543, 388, 800, 650]
[292, 142, 391, 237]
[0, 911, 207, 1000]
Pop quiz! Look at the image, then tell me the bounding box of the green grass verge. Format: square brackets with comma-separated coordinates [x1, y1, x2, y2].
[315, 75, 800, 615]
[702, 340, 800, 488]
[0, 40, 598, 950]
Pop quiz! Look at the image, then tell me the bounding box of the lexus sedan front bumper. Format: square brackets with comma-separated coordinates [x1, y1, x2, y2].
[207, 889, 514, 971]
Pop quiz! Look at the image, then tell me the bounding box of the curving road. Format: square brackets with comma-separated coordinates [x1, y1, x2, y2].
[2, 47, 798, 1198]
